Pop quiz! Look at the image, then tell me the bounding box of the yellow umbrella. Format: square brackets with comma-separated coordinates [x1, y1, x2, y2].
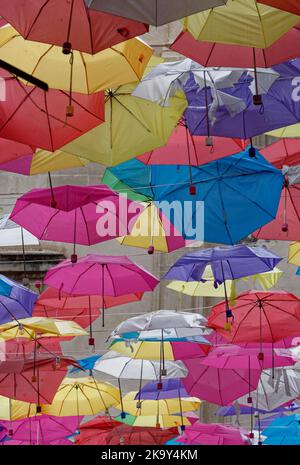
[182, 0, 299, 48]
[266, 123, 300, 138]
[0, 317, 87, 340]
[0, 24, 153, 93]
[41, 377, 120, 416]
[288, 242, 300, 265]
[110, 340, 182, 360]
[0, 395, 36, 421]
[62, 85, 186, 166]
[115, 413, 191, 428]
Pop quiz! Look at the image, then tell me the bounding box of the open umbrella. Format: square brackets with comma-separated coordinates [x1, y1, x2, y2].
[75, 416, 119, 445]
[114, 413, 191, 429]
[260, 139, 300, 169]
[0, 70, 104, 151]
[257, 1, 300, 15]
[267, 123, 300, 138]
[87, 0, 228, 26]
[288, 242, 300, 265]
[135, 379, 190, 401]
[102, 424, 178, 446]
[0, 395, 37, 421]
[176, 422, 250, 445]
[262, 414, 300, 445]
[0, 1, 148, 54]
[43, 254, 159, 328]
[0, 274, 37, 324]
[104, 149, 283, 244]
[1, 437, 74, 445]
[182, 0, 299, 48]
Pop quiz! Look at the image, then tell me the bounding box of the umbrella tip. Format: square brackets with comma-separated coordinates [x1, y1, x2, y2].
[62, 42, 72, 55]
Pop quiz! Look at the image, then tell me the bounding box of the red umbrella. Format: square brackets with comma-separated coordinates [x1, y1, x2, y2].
[104, 424, 178, 446]
[0, 70, 104, 151]
[0, 138, 34, 164]
[208, 290, 300, 345]
[261, 139, 300, 169]
[76, 416, 119, 445]
[253, 182, 300, 241]
[0, 353, 80, 404]
[257, 1, 300, 15]
[171, 27, 300, 68]
[0, 0, 148, 54]
[138, 118, 249, 166]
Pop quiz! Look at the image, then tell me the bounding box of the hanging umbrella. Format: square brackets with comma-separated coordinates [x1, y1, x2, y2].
[182, 357, 261, 406]
[0, 1, 148, 54]
[111, 329, 211, 344]
[0, 415, 79, 445]
[0, 274, 37, 324]
[0, 70, 105, 151]
[176, 422, 250, 445]
[101, 424, 178, 446]
[253, 181, 300, 241]
[43, 254, 159, 327]
[216, 402, 300, 417]
[41, 377, 120, 417]
[0, 214, 39, 249]
[0, 354, 80, 404]
[138, 118, 249, 166]
[114, 413, 191, 429]
[0, 395, 37, 421]
[208, 290, 300, 346]
[257, 1, 300, 15]
[288, 242, 300, 265]
[1, 437, 74, 445]
[62, 84, 186, 166]
[104, 150, 283, 244]
[267, 124, 300, 138]
[0, 25, 153, 93]
[260, 139, 300, 169]
[182, 0, 299, 48]
[10, 185, 143, 253]
[75, 416, 119, 445]
[135, 379, 190, 401]
[262, 414, 300, 445]
[87, 0, 229, 26]
[117, 202, 187, 254]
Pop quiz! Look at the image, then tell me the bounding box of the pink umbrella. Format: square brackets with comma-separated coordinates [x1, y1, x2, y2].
[138, 118, 249, 166]
[0, 138, 34, 164]
[176, 422, 250, 445]
[0, 70, 104, 151]
[43, 254, 159, 328]
[10, 185, 143, 254]
[0, 415, 80, 445]
[1, 438, 74, 445]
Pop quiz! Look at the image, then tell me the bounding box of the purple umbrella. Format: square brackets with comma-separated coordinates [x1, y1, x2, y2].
[216, 401, 300, 417]
[0, 274, 38, 324]
[184, 61, 300, 139]
[134, 379, 189, 400]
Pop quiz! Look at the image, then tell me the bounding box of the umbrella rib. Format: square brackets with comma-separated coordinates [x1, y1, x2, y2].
[287, 186, 300, 224]
[66, 263, 95, 294]
[79, 205, 91, 245]
[229, 301, 261, 344]
[22, 0, 49, 39]
[112, 95, 152, 133]
[79, 52, 90, 93]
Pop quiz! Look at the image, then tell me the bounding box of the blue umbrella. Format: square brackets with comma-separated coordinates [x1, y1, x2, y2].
[70, 355, 102, 373]
[103, 148, 283, 244]
[111, 331, 210, 344]
[262, 414, 300, 445]
[134, 379, 189, 401]
[0, 274, 37, 324]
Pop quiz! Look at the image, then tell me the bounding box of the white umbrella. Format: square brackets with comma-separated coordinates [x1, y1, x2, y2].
[0, 214, 39, 247]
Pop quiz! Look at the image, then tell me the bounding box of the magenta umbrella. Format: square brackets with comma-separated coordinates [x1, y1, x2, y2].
[43, 254, 159, 328]
[10, 184, 143, 257]
[0, 415, 80, 445]
[1, 438, 74, 445]
[176, 422, 250, 446]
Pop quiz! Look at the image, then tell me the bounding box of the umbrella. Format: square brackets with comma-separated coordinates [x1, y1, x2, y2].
[117, 203, 187, 254]
[138, 117, 249, 166]
[0, 395, 37, 421]
[176, 422, 250, 445]
[182, 357, 261, 406]
[208, 291, 300, 347]
[216, 402, 300, 417]
[267, 124, 300, 138]
[101, 424, 178, 446]
[0, 415, 79, 445]
[262, 414, 300, 445]
[1, 437, 74, 445]
[257, 1, 300, 15]
[41, 377, 120, 417]
[10, 184, 143, 253]
[0, 214, 39, 248]
[62, 83, 186, 166]
[0, 354, 80, 404]
[135, 379, 190, 401]
[288, 242, 300, 265]
[111, 329, 211, 344]
[0, 70, 105, 151]
[260, 139, 300, 169]
[75, 416, 119, 445]
[0, 274, 37, 324]
[43, 254, 159, 327]
[0, 25, 153, 93]
[253, 181, 300, 241]
[182, 0, 299, 48]
[104, 150, 283, 244]
[114, 413, 191, 429]
[0, 1, 148, 54]
[87, 0, 229, 27]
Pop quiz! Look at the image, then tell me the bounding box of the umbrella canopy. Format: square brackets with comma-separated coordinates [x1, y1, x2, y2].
[62, 84, 186, 166]
[182, 0, 299, 48]
[1, 438, 74, 445]
[0, 274, 37, 324]
[238, 365, 300, 411]
[0, 415, 79, 444]
[102, 424, 178, 446]
[208, 290, 300, 343]
[171, 27, 300, 68]
[0, 354, 79, 404]
[182, 357, 261, 405]
[135, 379, 190, 401]
[138, 118, 249, 166]
[114, 413, 191, 428]
[257, 1, 300, 15]
[253, 182, 300, 241]
[104, 150, 283, 244]
[267, 124, 300, 138]
[288, 242, 300, 266]
[0, 395, 37, 421]
[41, 377, 120, 416]
[0, 0, 148, 54]
[177, 422, 250, 445]
[87, 0, 228, 26]
[262, 414, 300, 445]
[0, 70, 104, 151]
[10, 185, 142, 247]
[93, 351, 188, 380]
[0, 214, 39, 247]
[75, 416, 119, 445]
[261, 139, 300, 169]
[0, 25, 153, 93]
